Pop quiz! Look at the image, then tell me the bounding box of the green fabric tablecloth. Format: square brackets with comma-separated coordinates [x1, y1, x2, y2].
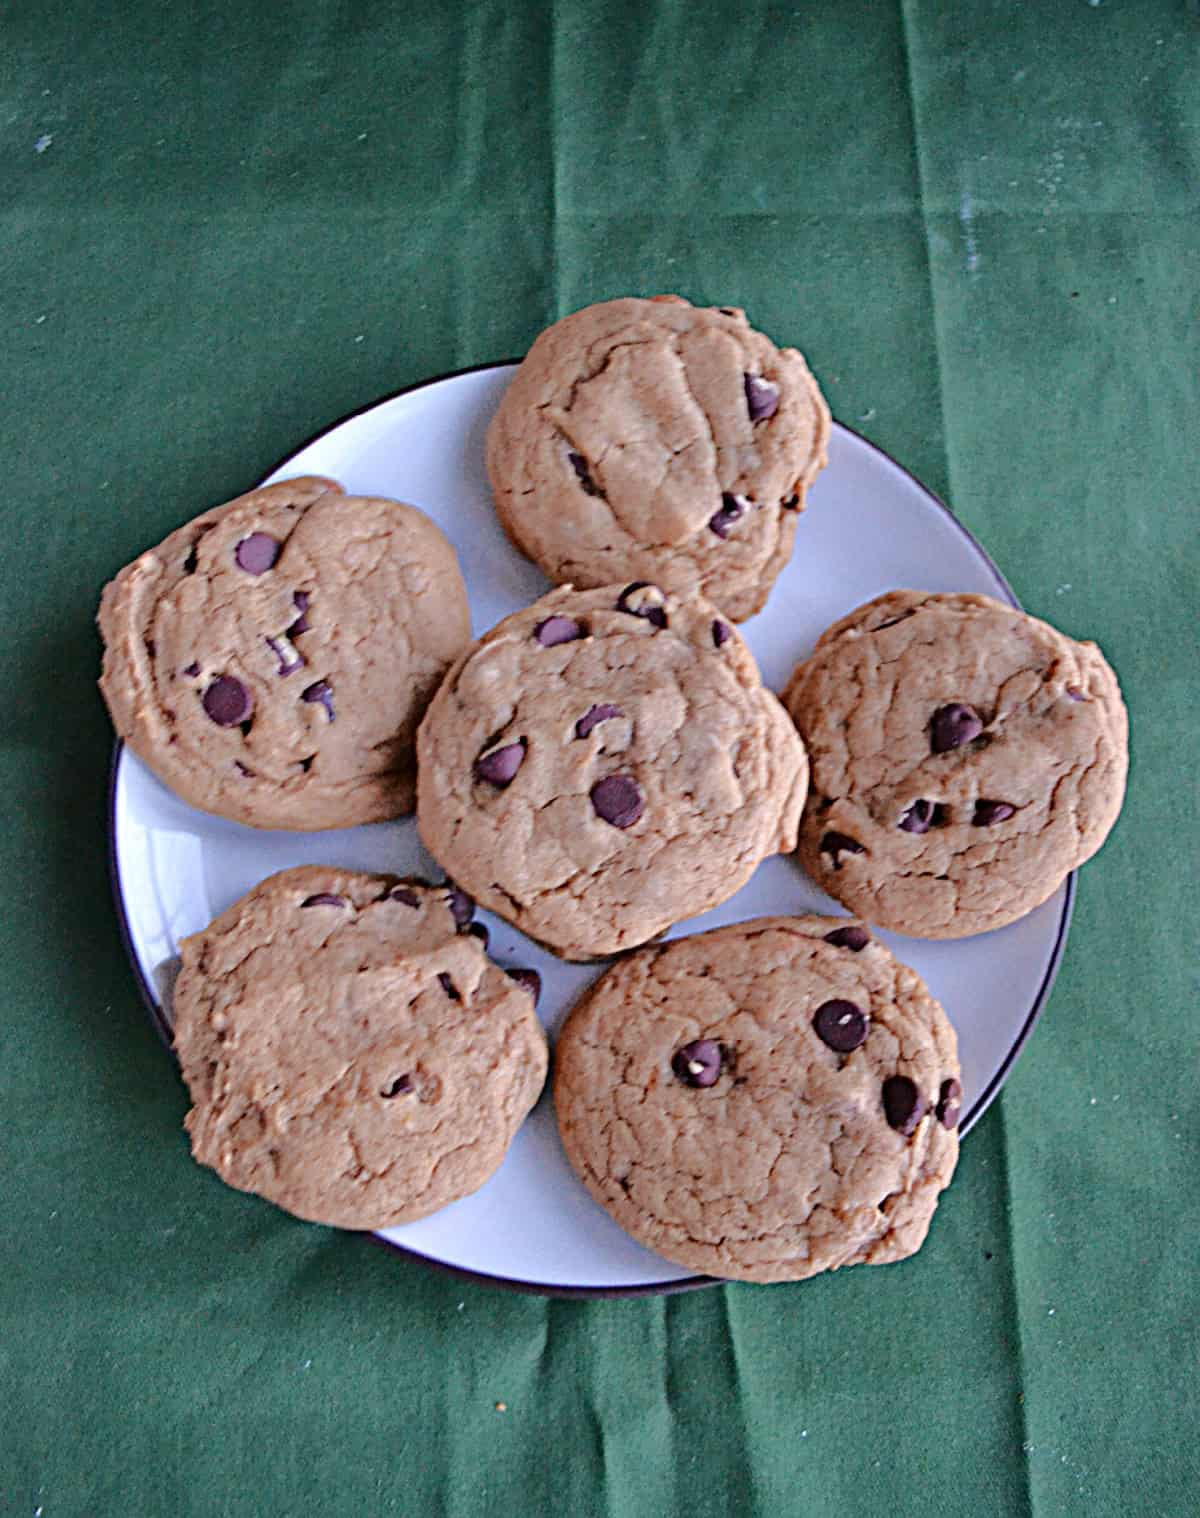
[2, 2, 1196, 1513]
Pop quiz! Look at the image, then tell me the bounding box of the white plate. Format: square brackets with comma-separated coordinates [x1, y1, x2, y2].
[110, 363, 1072, 1295]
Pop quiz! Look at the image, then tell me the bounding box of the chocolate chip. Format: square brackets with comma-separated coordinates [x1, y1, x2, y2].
[744, 373, 780, 422]
[1066, 686, 1085, 702]
[712, 620, 731, 648]
[475, 740, 526, 786]
[936, 1077, 963, 1129]
[390, 887, 421, 907]
[381, 1074, 413, 1098]
[972, 799, 1015, 826]
[813, 999, 869, 1053]
[298, 754, 315, 772]
[506, 967, 541, 1005]
[289, 591, 310, 635]
[590, 774, 644, 828]
[781, 494, 800, 511]
[446, 885, 474, 929]
[301, 680, 335, 721]
[301, 893, 344, 908]
[183, 544, 200, 574]
[672, 1039, 722, 1087]
[616, 582, 668, 628]
[265, 634, 305, 676]
[234, 532, 280, 574]
[466, 921, 490, 948]
[233, 760, 253, 777]
[202, 675, 252, 727]
[567, 450, 602, 496]
[899, 799, 940, 834]
[534, 615, 585, 647]
[931, 703, 983, 753]
[181, 661, 200, 678]
[883, 1076, 925, 1135]
[575, 703, 623, 739]
[824, 924, 870, 951]
[437, 971, 460, 1002]
[820, 831, 864, 867]
[708, 493, 749, 539]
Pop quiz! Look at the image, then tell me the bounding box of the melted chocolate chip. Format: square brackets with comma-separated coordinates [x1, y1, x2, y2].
[181, 662, 200, 678]
[616, 582, 668, 628]
[534, 615, 585, 647]
[265, 634, 304, 676]
[466, 921, 490, 948]
[475, 740, 526, 787]
[590, 774, 644, 828]
[289, 591, 311, 634]
[883, 1076, 925, 1136]
[813, 999, 868, 1053]
[575, 703, 622, 739]
[234, 532, 280, 575]
[712, 620, 731, 648]
[301, 893, 344, 908]
[820, 831, 864, 867]
[506, 967, 541, 1005]
[672, 1039, 722, 1088]
[1066, 686, 1085, 702]
[708, 493, 749, 539]
[936, 1077, 963, 1129]
[390, 887, 421, 908]
[183, 543, 200, 574]
[381, 1074, 413, 1098]
[567, 450, 602, 496]
[202, 675, 252, 727]
[824, 924, 870, 951]
[744, 373, 780, 422]
[437, 971, 460, 1002]
[781, 494, 800, 510]
[972, 799, 1015, 826]
[931, 703, 983, 753]
[446, 885, 474, 929]
[899, 799, 942, 834]
[301, 680, 335, 721]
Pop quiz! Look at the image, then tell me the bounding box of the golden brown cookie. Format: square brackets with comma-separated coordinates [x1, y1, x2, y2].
[173, 867, 547, 1229]
[415, 582, 808, 961]
[782, 591, 1129, 938]
[486, 296, 831, 620]
[554, 916, 960, 1283]
[98, 476, 469, 829]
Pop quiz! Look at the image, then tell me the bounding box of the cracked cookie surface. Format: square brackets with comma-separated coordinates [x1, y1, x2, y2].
[173, 867, 547, 1229]
[486, 296, 831, 621]
[415, 583, 808, 961]
[98, 476, 469, 829]
[554, 915, 959, 1283]
[782, 591, 1128, 938]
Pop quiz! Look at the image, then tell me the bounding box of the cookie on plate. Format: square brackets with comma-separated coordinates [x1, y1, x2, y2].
[554, 915, 961, 1283]
[98, 476, 470, 830]
[486, 296, 831, 621]
[173, 867, 547, 1229]
[415, 582, 808, 961]
[782, 590, 1129, 938]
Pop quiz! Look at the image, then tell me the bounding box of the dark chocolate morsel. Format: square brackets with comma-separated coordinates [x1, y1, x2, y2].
[300, 893, 344, 908]
[534, 615, 584, 647]
[437, 971, 461, 1002]
[506, 967, 541, 1005]
[931, 703, 983, 753]
[972, 800, 1015, 826]
[575, 703, 623, 739]
[744, 373, 780, 422]
[234, 532, 280, 575]
[781, 494, 800, 511]
[446, 885, 474, 928]
[590, 774, 644, 828]
[672, 1039, 723, 1088]
[265, 634, 305, 676]
[712, 620, 731, 648]
[824, 924, 870, 951]
[936, 1077, 963, 1129]
[390, 887, 421, 908]
[899, 799, 939, 834]
[475, 740, 526, 787]
[289, 591, 311, 635]
[466, 921, 490, 948]
[381, 1074, 413, 1098]
[883, 1076, 926, 1136]
[182, 661, 200, 678]
[567, 450, 602, 497]
[812, 999, 869, 1053]
[820, 831, 865, 867]
[202, 675, 253, 727]
[301, 680, 335, 721]
[708, 493, 749, 539]
[1065, 686, 1085, 702]
[616, 582, 668, 628]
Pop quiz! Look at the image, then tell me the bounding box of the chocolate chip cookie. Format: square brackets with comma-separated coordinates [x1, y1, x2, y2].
[98, 476, 470, 829]
[415, 583, 808, 961]
[173, 867, 547, 1229]
[554, 915, 960, 1283]
[486, 296, 831, 621]
[782, 591, 1129, 938]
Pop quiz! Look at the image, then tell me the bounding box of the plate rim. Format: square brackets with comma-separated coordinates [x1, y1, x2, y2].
[107, 358, 1076, 1298]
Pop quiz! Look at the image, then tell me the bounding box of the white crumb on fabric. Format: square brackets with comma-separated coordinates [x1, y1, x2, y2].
[357, 132, 368, 141]
[959, 191, 980, 274]
[35, 314, 46, 324]
[34, 134, 53, 153]
[302, 1358, 312, 1371]
[457, 1302, 465, 1311]
[857, 408, 876, 422]
[354, 334, 364, 343]
[1056, 584, 1072, 595]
